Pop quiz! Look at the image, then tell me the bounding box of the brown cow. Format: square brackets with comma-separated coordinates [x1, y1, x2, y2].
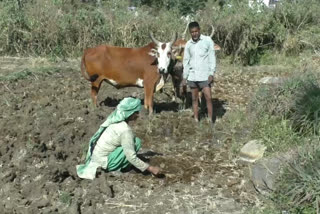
[81, 32, 178, 115]
[169, 25, 221, 103]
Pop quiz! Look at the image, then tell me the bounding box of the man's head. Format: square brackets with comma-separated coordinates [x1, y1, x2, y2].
[188, 21, 201, 42]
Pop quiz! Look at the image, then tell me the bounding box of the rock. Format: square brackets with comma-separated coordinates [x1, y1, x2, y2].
[239, 140, 266, 163]
[259, 76, 285, 84]
[250, 153, 295, 195]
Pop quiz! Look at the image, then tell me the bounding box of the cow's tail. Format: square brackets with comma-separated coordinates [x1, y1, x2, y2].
[80, 55, 90, 81]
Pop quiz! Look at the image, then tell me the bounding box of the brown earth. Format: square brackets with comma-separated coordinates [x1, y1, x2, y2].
[0, 57, 297, 214]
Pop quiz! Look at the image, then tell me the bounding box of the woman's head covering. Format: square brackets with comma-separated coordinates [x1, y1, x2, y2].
[101, 97, 142, 128]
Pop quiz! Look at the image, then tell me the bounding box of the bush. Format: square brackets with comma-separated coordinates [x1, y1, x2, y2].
[289, 80, 320, 135]
[249, 73, 320, 135]
[197, 0, 320, 64]
[0, 0, 184, 57]
[136, 0, 208, 15]
[251, 115, 301, 153]
[0, 0, 320, 64]
[273, 142, 320, 213]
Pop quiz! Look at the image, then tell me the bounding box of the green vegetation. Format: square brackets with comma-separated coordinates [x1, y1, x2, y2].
[0, 0, 319, 64]
[273, 142, 320, 213]
[135, 0, 208, 15]
[245, 72, 320, 213]
[59, 191, 72, 206]
[250, 73, 320, 136]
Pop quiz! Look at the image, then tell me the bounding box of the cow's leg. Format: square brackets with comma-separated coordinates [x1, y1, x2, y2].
[144, 72, 161, 115]
[143, 84, 154, 115]
[91, 80, 102, 107]
[171, 77, 178, 102]
[91, 85, 99, 107]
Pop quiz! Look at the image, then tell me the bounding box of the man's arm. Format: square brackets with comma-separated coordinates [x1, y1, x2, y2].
[208, 38, 216, 77]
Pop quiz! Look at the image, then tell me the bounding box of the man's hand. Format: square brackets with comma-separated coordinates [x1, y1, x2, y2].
[181, 79, 187, 86]
[208, 75, 214, 84]
[147, 166, 160, 175]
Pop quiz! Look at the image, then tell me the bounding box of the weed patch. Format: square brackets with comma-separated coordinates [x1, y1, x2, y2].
[59, 191, 72, 206]
[273, 141, 320, 213]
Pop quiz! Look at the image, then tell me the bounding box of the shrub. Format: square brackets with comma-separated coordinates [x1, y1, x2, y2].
[245, 72, 320, 159]
[197, 0, 320, 64]
[289, 79, 320, 135]
[273, 142, 320, 213]
[0, 0, 184, 57]
[59, 191, 72, 205]
[249, 73, 320, 135]
[0, 0, 320, 64]
[251, 115, 301, 153]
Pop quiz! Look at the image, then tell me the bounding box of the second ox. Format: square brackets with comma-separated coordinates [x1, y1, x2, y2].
[81, 32, 178, 115]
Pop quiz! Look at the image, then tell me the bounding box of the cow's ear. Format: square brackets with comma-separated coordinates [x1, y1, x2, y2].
[172, 47, 181, 58]
[149, 48, 158, 57]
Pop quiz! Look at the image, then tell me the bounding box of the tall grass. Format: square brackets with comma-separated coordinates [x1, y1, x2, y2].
[196, 0, 320, 64]
[0, 0, 319, 64]
[247, 71, 320, 212]
[0, 0, 183, 57]
[289, 81, 320, 135]
[273, 141, 320, 213]
[249, 73, 320, 135]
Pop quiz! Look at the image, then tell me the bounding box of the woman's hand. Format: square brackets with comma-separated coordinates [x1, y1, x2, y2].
[147, 166, 160, 175]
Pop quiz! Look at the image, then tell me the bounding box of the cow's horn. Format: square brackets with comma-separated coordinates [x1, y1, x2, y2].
[209, 25, 215, 38]
[182, 22, 189, 40]
[169, 32, 178, 46]
[149, 32, 160, 45]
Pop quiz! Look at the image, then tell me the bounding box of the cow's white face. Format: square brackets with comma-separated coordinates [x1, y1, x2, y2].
[149, 43, 173, 74]
[156, 42, 173, 74]
[149, 32, 177, 74]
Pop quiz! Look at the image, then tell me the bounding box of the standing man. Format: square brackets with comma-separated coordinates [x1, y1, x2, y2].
[182, 21, 216, 122]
